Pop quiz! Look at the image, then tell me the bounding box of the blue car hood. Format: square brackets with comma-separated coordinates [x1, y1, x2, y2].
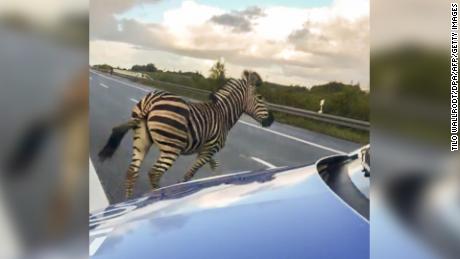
[90, 163, 369, 258]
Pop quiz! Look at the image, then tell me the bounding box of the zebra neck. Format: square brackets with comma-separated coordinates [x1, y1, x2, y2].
[214, 96, 244, 129]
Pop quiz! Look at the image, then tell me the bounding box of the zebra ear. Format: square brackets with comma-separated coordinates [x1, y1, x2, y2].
[209, 93, 218, 103]
[242, 70, 262, 87]
[243, 70, 250, 80]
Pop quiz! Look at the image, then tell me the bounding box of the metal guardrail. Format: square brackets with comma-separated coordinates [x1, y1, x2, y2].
[108, 70, 370, 131]
[267, 103, 370, 131]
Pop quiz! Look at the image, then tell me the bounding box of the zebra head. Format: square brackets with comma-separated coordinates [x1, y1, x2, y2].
[242, 70, 274, 127]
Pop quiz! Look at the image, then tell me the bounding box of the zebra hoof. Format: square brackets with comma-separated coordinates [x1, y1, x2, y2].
[124, 186, 133, 199]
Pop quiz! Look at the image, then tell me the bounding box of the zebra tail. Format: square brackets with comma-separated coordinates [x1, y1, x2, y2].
[98, 119, 138, 161]
[4, 119, 52, 175]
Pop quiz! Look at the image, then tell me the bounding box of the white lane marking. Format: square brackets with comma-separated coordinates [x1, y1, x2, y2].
[91, 71, 150, 92]
[91, 70, 347, 155]
[130, 98, 138, 103]
[239, 121, 346, 155]
[250, 156, 277, 169]
[99, 83, 109, 88]
[90, 158, 109, 212]
[90, 227, 114, 237]
[90, 236, 107, 256]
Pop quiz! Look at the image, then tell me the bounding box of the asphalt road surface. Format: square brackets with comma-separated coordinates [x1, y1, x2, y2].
[90, 70, 361, 204]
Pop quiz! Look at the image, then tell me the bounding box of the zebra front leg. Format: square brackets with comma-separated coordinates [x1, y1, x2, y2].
[184, 149, 217, 182]
[125, 121, 152, 199]
[148, 150, 179, 190]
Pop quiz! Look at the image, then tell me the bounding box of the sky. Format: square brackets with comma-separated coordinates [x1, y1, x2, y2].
[90, 0, 369, 89]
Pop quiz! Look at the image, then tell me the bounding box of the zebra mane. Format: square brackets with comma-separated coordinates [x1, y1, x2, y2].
[208, 92, 219, 103]
[209, 79, 232, 103]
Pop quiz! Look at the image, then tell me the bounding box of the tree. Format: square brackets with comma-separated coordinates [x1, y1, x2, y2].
[93, 64, 112, 72]
[145, 63, 157, 72]
[131, 63, 157, 72]
[209, 60, 226, 82]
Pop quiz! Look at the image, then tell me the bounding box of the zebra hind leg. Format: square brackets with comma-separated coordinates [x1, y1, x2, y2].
[125, 120, 152, 199]
[148, 150, 180, 190]
[183, 149, 216, 182]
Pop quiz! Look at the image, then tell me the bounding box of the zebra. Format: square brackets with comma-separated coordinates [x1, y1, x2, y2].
[98, 70, 274, 199]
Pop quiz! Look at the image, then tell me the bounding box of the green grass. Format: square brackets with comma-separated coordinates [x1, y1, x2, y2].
[273, 111, 369, 144]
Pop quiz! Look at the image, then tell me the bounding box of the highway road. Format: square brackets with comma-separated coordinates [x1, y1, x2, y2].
[89, 70, 361, 204]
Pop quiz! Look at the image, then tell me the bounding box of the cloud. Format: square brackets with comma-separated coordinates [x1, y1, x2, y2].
[90, 0, 161, 40]
[209, 6, 265, 33]
[90, 0, 370, 89]
[210, 14, 251, 33]
[288, 16, 369, 67]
